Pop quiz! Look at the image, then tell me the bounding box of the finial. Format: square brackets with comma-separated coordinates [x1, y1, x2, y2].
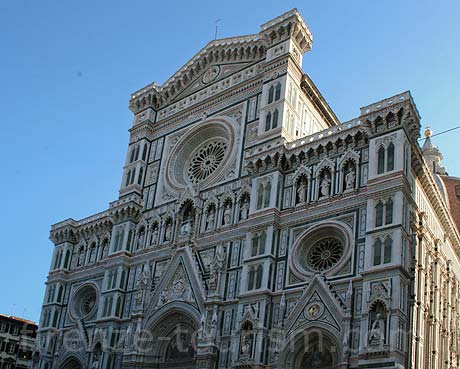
[424, 125, 432, 138]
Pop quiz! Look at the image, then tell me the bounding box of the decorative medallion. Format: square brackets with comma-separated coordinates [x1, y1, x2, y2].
[305, 302, 324, 320]
[202, 66, 220, 84]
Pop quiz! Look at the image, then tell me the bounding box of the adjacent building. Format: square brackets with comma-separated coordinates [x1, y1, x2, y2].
[0, 314, 37, 369]
[34, 9, 460, 369]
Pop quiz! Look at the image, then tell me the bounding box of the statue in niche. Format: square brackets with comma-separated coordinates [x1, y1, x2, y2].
[164, 222, 172, 242]
[344, 166, 356, 190]
[223, 203, 232, 226]
[78, 248, 85, 267]
[320, 172, 331, 197]
[369, 313, 385, 345]
[296, 178, 308, 204]
[151, 226, 159, 245]
[180, 219, 192, 236]
[206, 207, 215, 231]
[208, 310, 218, 339]
[240, 333, 253, 357]
[240, 198, 249, 221]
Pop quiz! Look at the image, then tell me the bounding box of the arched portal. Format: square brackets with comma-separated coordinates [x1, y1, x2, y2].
[145, 310, 199, 369]
[280, 328, 342, 369]
[59, 357, 83, 369]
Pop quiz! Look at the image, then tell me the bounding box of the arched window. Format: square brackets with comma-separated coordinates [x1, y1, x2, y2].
[137, 167, 144, 185]
[275, 83, 281, 101]
[377, 146, 385, 174]
[265, 112, 272, 131]
[263, 182, 271, 208]
[141, 144, 147, 161]
[57, 285, 63, 302]
[375, 201, 384, 227]
[259, 231, 266, 255]
[268, 85, 274, 104]
[125, 170, 131, 186]
[130, 169, 136, 185]
[63, 249, 71, 269]
[272, 109, 279, 129]
[257, 183, 264, 210]
[387, 143, 395, 171]
[385, 199, 393, 224]
[251, 236, 259, 257]
[134, 145, 140, 161]
[129, 148, 135, 163]
[255, 265, 263, 289]
[115, 296, 122, 317]
[373, 239, 382, 266]
[384, 237, 392, 263]
[248, 267, 255, 290]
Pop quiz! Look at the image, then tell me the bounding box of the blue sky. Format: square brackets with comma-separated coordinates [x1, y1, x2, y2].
[1, 0, 459, 322]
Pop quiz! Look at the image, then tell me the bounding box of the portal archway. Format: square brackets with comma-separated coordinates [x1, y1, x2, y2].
[145, 309, 199, 369]
[279, 328, 342, 369]
[59, 357, 83, 369]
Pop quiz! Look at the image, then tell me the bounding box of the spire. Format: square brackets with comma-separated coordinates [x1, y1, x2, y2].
[422, 126, 447, 175]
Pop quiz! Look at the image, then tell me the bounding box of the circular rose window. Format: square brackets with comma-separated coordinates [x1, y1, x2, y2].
[188, 140, 228, 183]
[307, 237, 344, 272]
[291, 222, 352, 279]
[165, 118, 237, 192]
[70, 284, 98, 320]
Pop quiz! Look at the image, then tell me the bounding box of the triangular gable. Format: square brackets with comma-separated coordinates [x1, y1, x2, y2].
[145, 247, 205, 318]
[285, 275, 345, 336]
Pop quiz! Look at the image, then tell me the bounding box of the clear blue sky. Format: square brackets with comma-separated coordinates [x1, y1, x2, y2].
[1, 0, 459, 323]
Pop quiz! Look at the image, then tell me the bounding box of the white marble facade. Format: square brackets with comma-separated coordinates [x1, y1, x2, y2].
[35, 8, 460, 369]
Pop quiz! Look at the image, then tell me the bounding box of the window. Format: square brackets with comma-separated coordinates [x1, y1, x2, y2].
[141, 144, 148, 161]
[377, 147, 385, 174]
[385, 199, 393, 224]
[251, 232, 266, 257]
[384, 238, 392, 263]
[137, 167, 144, 185]
[265, 112, 271, 131]
[256, 179, 271, 210]
[375, 202, 384, 227]
[374, 237, 392, 265]
[387, 143, 395, 171]
[129, 148, 135, 163]
[268, 85, 274, 104]
[248, 264, 263, 290]
[275, 83, 281, 101]
[272, 109, 279, 129]
[373, 239, 382, 266]
[125, 170, 131, 186]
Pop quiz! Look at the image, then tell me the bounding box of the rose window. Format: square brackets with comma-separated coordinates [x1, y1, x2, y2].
[307, 237, 344, 272]
[187, 141, 228, 183]
[81, 292, 96, 315]
[70, 284, 98, 319]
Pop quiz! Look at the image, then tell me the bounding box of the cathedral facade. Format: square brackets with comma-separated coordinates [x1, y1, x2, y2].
[35, 9, 460, 369]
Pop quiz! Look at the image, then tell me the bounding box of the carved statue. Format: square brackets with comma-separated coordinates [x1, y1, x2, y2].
[151, 226, 159, 245]
[180, 219, 192, 236]
[320, 172, 331, 197]
[206, 208, 215, 231]
[78, 248, 85, 266]
[223, 204, 232, 226]
[369, 313, 385, 344]
[345, 167, 356, 190]
[297, 180, 307, 203]
[240, 199, 249, 221]
[164, 222, 172, 242]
